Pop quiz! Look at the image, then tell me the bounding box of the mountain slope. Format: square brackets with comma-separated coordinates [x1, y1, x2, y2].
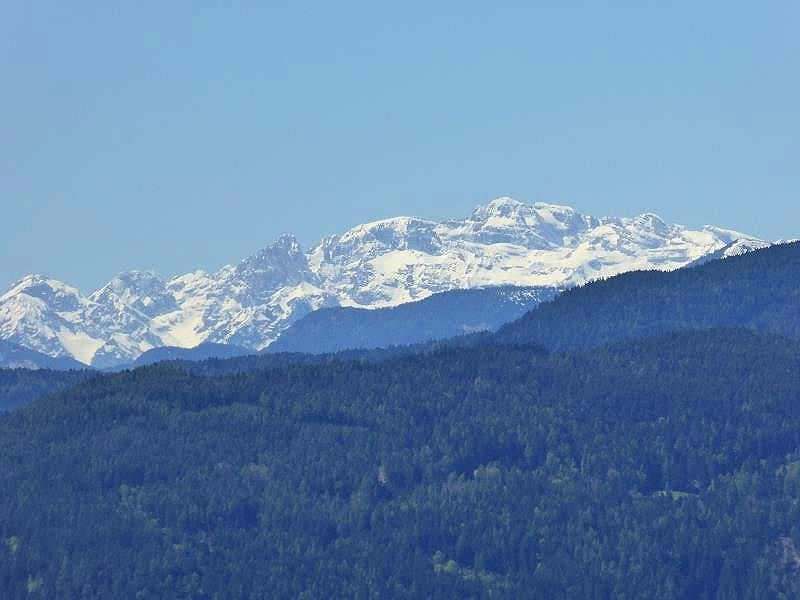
[0, 339, 86, 370]
[0, 367, 94, 411]
[269, 285, 559, 354]
[0, 273, 170, 369]
[128, 343, 253, 369]
[3, 328, 800, 596]
[685, 238, 772, 268]
[497, 241, 800, 349]
[0, 198, 766, 366]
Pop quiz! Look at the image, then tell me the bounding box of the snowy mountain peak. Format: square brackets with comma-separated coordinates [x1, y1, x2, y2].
[634, 212, 666, 224]
[3, 273, 50, 293]
[104, 270, 165, 290]
[338, 216, 439, 241]
[701, 225, 761, 246]
[473, 197, 577, 219]
[319, 216, 442, 264]
[235, 234, 313, 294]
[243, 234, 304, 262]
[1, 274, 84, 312]
[3, 273, 75, 295]
[89, 271, 176, 320]
[686, 237, 773, 268]
[459, 197, 591, 248]
[0, 198, 770, 366]
[91, 271, 167, 303]
[471, 197, 529, 222]
[630, 212, 671, 236]
[532, 201, 577, 213]
[476, 196, 527, 214]
[272, 233, 303, 253]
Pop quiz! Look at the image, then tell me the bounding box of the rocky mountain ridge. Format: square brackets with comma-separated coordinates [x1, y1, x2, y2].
[0, 198, 768, 367]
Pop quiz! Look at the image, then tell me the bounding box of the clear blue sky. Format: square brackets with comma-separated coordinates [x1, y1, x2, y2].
[2, 2, 798, 292]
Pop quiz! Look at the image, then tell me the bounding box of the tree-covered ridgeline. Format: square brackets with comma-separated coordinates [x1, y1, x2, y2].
[0, 368, 94, 412]
[497, 241, 800, 349]
[2, 329, 800, 598]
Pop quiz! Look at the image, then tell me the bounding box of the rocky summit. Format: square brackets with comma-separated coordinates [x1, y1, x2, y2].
[0, 198, 768, 367]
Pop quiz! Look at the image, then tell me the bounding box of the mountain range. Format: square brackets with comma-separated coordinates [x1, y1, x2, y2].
[3, 242, 800, 596]
[0, 197, 768, 367]
[497, 241, 800, 349]
[0, 339, 86, 371]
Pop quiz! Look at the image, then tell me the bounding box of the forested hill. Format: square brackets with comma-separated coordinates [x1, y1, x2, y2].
[0, 335, 493, 412]
[0, 368, 95, 412]
[123, 334, 493, 379]
[128, 343, 253, 369]
[496, 241, 800, 349]
[2, 242, 796, 414]
[2, 242, 800, 597]
[3, 328, 800, 597]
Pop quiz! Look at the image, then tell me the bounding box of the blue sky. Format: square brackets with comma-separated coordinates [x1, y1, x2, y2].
[2, 2, 798, 292]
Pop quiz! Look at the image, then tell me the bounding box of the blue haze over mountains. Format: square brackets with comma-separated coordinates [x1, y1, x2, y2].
[4, 3, 798, 297]
[3, 270, 800, 595]
[4, 5, 800, 594]
[0, 199, 769, 368]
[268, 286, 559, 355]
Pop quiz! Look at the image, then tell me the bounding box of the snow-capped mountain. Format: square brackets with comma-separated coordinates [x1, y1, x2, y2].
[0, 339, 86, 371]
[686, 238, 772, 268]
[0, 198, 768, 367]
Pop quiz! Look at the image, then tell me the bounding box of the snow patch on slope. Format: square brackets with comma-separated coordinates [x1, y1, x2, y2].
[0, 198, 769, 366]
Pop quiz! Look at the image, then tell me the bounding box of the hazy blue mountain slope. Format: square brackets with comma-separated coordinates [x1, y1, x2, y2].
[128, 343, 253, 369]
[132, 334, 492, 377]
[0, 198, 765, 366]
[0, 340, 86, 370]
[0, 368, 95, 411]
[269, 285, 559, 354]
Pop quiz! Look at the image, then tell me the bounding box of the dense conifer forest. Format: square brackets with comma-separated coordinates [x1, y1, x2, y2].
[2, 329, 800, 598]
[0, 369, 93, 412]
[2, 244, 800, 598]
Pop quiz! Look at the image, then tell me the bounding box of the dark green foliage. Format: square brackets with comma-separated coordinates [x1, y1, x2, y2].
[0, 368, 94, 412]
[2, 329, 800, 598]
[155, 334, 494, 378]
[269, 285, 560, 354]
[497, 242, 800, 349]
[128, 343, 253, 369]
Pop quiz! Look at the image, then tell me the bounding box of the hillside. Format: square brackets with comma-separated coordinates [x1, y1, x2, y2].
[128, 343, 253, 369]
[0, 368, 94, 412]
[269, 285, 558, 354]
[0, 198, 764, 367]
[2, 329, 800, 597]
[497, 241, 800, 349]
[1, 238, 798, 597]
